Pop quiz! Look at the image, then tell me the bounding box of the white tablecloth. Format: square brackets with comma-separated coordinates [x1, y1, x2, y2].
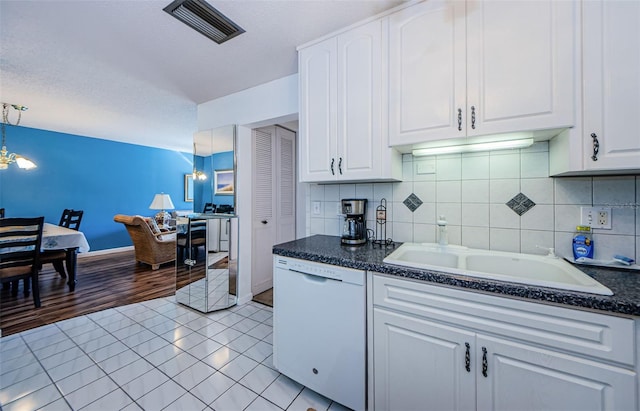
[42, 223, 90, 253]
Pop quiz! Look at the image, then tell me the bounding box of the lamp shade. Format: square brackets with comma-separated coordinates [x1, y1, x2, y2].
[149, 193, 175, 210]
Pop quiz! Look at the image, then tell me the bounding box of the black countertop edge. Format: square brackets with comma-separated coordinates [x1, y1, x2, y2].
[272, 235, 640, 317]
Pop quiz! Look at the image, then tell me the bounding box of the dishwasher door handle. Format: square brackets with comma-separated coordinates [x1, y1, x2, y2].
[290, 269, 340, 283]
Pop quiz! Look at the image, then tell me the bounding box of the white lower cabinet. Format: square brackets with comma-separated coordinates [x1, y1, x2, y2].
[476, 334, 636, 411]
[371, 274, 638, 411]
[373, 308, 476, 411]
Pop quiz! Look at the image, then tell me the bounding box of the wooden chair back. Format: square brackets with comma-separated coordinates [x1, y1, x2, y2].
[0, 216, 45, 307]
[59, 209, 84, 230]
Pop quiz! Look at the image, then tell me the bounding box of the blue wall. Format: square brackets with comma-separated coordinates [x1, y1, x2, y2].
[194, 151, 234, 213]
[0, 125, 194, 251]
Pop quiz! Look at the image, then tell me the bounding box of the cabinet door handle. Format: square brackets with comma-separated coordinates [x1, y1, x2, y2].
[471, 106, 476, 129]
[457, 108, 463, 131]
[261, 220, 268, 225]
[330, 158, 335, 175]
[338, 157, 343, 175]
[591, 133, 599, 161]
[465, 342, 471, 372]
[482, 346, 488, 377]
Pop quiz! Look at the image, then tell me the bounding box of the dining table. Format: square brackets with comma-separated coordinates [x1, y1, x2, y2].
[42, 223, 90, 291]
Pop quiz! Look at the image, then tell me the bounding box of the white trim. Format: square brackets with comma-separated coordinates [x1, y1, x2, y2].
[77, 246, 134, 259]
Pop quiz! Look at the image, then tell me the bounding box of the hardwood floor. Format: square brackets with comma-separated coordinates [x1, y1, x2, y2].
[0, 250, 176, 337]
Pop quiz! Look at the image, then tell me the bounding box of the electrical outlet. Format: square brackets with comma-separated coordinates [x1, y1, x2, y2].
[312, 201, 321, 216]
[580, 207, 612, 229]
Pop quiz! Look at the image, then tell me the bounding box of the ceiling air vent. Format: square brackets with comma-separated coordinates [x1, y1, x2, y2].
[163, 0, 245, 44]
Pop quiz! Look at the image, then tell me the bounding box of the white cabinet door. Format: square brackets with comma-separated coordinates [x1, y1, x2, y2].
[299, 37, 337, 182]
[388, 0, 575, 147]
[388, 0, 466, 146]
[299, 19, 401, 183]
[476, 334, 638, 411]
[275, 126, 296, 244]
[466, 0, 575, 137]
[583, 0, 640, 170]
[337, 19, 385, 179]
[373, 308, 476, 411]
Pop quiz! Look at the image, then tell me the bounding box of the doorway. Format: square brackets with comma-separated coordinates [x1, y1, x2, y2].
[251, 125, 296, 305]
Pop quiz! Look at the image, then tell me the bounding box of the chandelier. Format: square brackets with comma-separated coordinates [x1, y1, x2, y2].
[193, 170, 207, 181]
[1, 102, 37, 170]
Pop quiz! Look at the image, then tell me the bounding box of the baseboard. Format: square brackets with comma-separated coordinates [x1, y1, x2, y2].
[237, 293, 253, 305]
[251, 279, 273, 296]
[77, 246, 134, 258]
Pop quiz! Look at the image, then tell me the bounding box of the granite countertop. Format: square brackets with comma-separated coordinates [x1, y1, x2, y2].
[273, 235, 640, 317]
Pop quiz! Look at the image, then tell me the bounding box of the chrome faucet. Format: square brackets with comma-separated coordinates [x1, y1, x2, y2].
[437, 215, 448, 246]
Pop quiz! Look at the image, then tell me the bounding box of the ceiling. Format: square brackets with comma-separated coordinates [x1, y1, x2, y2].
[0, 0, 404, 153]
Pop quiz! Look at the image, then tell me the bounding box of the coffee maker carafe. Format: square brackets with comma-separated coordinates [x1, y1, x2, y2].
[341, 199, 367, 245]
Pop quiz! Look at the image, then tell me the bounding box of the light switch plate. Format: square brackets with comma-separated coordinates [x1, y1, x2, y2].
[580, 206, 612, 229]
[312, 201, 321, 215]
[416, 162, 436, 175]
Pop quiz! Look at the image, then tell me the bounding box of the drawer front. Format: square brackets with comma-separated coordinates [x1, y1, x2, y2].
[372, 274, 636, 366]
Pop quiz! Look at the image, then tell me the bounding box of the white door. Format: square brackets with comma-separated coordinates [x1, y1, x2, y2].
[583, 0, 640, 170]
[252, 127, 276, 295]
[476, 334, 637, 411]
[275, 127, 296, 244]
[298, 37, 338, 182]
[388, 0, 466, 146]
[373, 308, 476, 411]
[466, 0, 575, 136]
[252, 126, 297, 295]
[336, 18, 384, 179]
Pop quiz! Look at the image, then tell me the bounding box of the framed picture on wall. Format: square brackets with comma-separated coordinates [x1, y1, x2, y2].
[184, 174, 194, 202]
[214, 169, 234, 195]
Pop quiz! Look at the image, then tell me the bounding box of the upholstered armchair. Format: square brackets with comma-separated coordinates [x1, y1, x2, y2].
[114, 214, 176, 270]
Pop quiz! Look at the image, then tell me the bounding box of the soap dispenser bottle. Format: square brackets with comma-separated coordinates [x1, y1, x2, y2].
[437, 215, 448, 246]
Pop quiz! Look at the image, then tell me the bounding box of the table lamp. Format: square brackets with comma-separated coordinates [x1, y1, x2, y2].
[149, 193, 175, 227]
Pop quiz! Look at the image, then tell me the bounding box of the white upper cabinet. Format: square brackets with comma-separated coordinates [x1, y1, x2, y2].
[582, 0, 640, 171]
[389, 0, 576, 147]
[299, 19, 401, 183]
[299, 37, 337, 182]
[388, 0, 466, 144]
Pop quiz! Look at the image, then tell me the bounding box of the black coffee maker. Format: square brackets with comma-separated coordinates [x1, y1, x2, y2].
[341, 199, 367, 245]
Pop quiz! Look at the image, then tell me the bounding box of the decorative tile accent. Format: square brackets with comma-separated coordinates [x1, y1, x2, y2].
[506, 193, 536, 216]
[403, 193, 423, 212]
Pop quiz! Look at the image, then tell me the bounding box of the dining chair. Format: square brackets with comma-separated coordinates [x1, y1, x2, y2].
[0, 216, 45, 308]
[203, 203, 216, 213]
[40, 209, 84, 278]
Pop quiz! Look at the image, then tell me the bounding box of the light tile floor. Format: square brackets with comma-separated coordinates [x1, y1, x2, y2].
[0, 298, 351, 411]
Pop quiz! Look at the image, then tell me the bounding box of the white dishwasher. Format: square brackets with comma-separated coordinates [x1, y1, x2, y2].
[273, 256, 366, 411]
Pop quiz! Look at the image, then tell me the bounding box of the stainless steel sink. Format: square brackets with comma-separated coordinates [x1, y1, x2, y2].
[383, 243, 613, 295]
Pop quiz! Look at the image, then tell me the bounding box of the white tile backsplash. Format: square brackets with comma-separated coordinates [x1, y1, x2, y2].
[592, 176, 636, 206]
[521, 178, 554, 204]
[461, 226, 490, 250]
[306, 145, 639, 261]
[436, 181, 461, 203]
[413, 181, 436, 203]
[461, 180, 489, 203]
[521, 204, 554, 231]
[489, 179, 520, 204]
[461, 155, 490, 180]
[554, 177, 592, 205]
[490, 228, 521, 253]
[339, 184, 356, 200]
[436, 155, 462, 181]
[462, 203, 489, 227]
[490, 152, 520, 179]
[521, 151, 549, 178]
